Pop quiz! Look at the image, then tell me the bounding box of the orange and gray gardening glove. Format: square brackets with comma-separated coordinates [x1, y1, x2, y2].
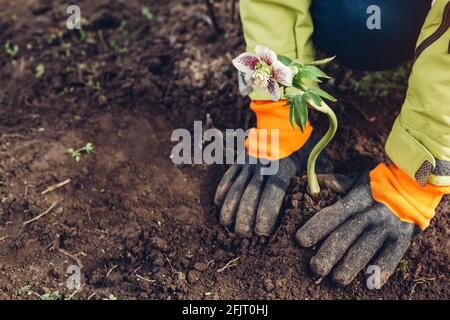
[214, 100, 316, 237]
[296, 0, 450, 287]
[214, 0, 319, 237]
[296, 164, 449, 286]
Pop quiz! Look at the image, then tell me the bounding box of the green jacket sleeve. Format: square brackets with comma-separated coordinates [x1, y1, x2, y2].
[385, 0, 450, 186]
[240, 0, 315, 100]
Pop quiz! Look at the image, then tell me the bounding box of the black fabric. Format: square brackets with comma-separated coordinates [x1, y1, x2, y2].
[311, 0, 432, 70]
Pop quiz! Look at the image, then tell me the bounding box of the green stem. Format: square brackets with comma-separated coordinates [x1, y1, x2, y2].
[307, 103, 338, 195]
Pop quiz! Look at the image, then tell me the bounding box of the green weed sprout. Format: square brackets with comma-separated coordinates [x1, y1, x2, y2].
[141, 6, 154, 21]
[104, 294, 118, 300]
[68, 142, 94, 162]
[5, 42, 19, 57]
[41, 291, 61, 300]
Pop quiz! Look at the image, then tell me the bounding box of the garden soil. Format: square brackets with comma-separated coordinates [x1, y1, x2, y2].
[0, 0, 448, 299]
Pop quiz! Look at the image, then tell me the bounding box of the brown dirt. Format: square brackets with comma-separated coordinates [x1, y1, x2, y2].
[0, 0, 448, 300]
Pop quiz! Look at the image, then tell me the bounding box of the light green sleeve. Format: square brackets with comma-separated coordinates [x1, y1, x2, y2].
[239, 0, 315, 100]
[385, 0, 450, 186]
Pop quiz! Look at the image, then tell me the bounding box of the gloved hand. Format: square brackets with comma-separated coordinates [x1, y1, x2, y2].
[296, 163, 449, 286]
[214, 100, 315, 237]
[215, 147, 306, 237]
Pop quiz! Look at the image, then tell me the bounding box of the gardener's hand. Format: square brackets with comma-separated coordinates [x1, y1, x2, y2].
[296, 173, 418, 286]
[214, 131, 342, 237]
[214, 150, 305, 237]
[213, 99, 344, 238]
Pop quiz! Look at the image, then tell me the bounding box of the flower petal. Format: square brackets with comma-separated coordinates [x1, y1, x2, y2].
[272, 61, 294, 87]
[267, 79, 281, 101]
[232, 53, 259, 74]
[255, 45, 277, 66]
[238, 71, 253, 96]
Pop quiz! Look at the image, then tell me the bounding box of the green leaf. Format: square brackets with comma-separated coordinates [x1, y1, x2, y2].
[299, 95, 308, 127]
[308, 87, 337, 102]
[141, 6, 154, 21]
[41, 291, 60, 300]
[298, 69, 322, 83]
[289, 103, 295, 128]
[277, 55, 293, 66]
[293, 98, 303, 132]
[16, 285, 32, 297]
[35, 64, 45, 78]
[84, 142, 94, 154]
[305, 91, 323, 107]
[293, 76, 308, 90]
[303, 65, 331, 79]
[305, 56, 335, 66]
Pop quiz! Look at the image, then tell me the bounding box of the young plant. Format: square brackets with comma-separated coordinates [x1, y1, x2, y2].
[399, 259, 409, 274]
[233, 45, 338, 194]
[40, 291, 61, 300]
[68, 142, 94, 162]
[141, 6, 154, 21]
[35, 64, 45, 78]
[16, 285, 32, 297]
[4, 42, 19, 57]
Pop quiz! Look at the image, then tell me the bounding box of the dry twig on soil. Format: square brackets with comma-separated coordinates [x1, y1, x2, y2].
[105, 265, 118, 279]
[217, 257, 240, 273]
[58, 248, 84, 268]
[135, 274, 156, 284]
[22, 201, 59, 226]
[41, 179, 71, 195]
[0, 133, 28, 140]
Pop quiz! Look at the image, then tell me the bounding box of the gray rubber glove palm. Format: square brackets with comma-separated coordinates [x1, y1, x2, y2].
[296, 173, 418, 287]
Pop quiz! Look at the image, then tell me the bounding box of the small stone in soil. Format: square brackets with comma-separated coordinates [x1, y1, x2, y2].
[187, 270, 200, 284]
[150, 236, 169, 251]
[193, 262, 208, 272]
[263, 278, 275, 292]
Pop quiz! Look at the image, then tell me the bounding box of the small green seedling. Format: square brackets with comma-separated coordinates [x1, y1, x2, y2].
[16, 285, 32, 297]
[5, 42, 19, 57]
[103, 294, 118, 300]
[35, 64, 45, 78]
[399, 259, 409, 274]
[141, 6, 154, 21]
[41, 291, 61, 300]
[68, 142, 94, 162]
[79, 28, 87, 42]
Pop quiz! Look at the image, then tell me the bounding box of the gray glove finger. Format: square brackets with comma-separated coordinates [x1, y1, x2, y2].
[214, 164, 242, 207]
[296, 176, 373, 248]
[219, 165, 254, 228]
[309, 210, 373, 278]
[370, 225, 414, 286]
[332, 225, 389, 285]
[254, 160, 297, 236]
[234, 170, 265, 237]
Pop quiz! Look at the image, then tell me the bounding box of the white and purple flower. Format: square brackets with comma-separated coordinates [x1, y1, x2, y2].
[232, 45, 294, 101]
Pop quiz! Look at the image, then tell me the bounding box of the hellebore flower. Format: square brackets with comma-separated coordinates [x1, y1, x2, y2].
[232, 44, 338, 195]
[233, 45, 294, 101]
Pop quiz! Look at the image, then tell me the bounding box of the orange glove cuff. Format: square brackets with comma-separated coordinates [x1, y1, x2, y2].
[245, 100, 313, 160]
[370, 163, 450, 230]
